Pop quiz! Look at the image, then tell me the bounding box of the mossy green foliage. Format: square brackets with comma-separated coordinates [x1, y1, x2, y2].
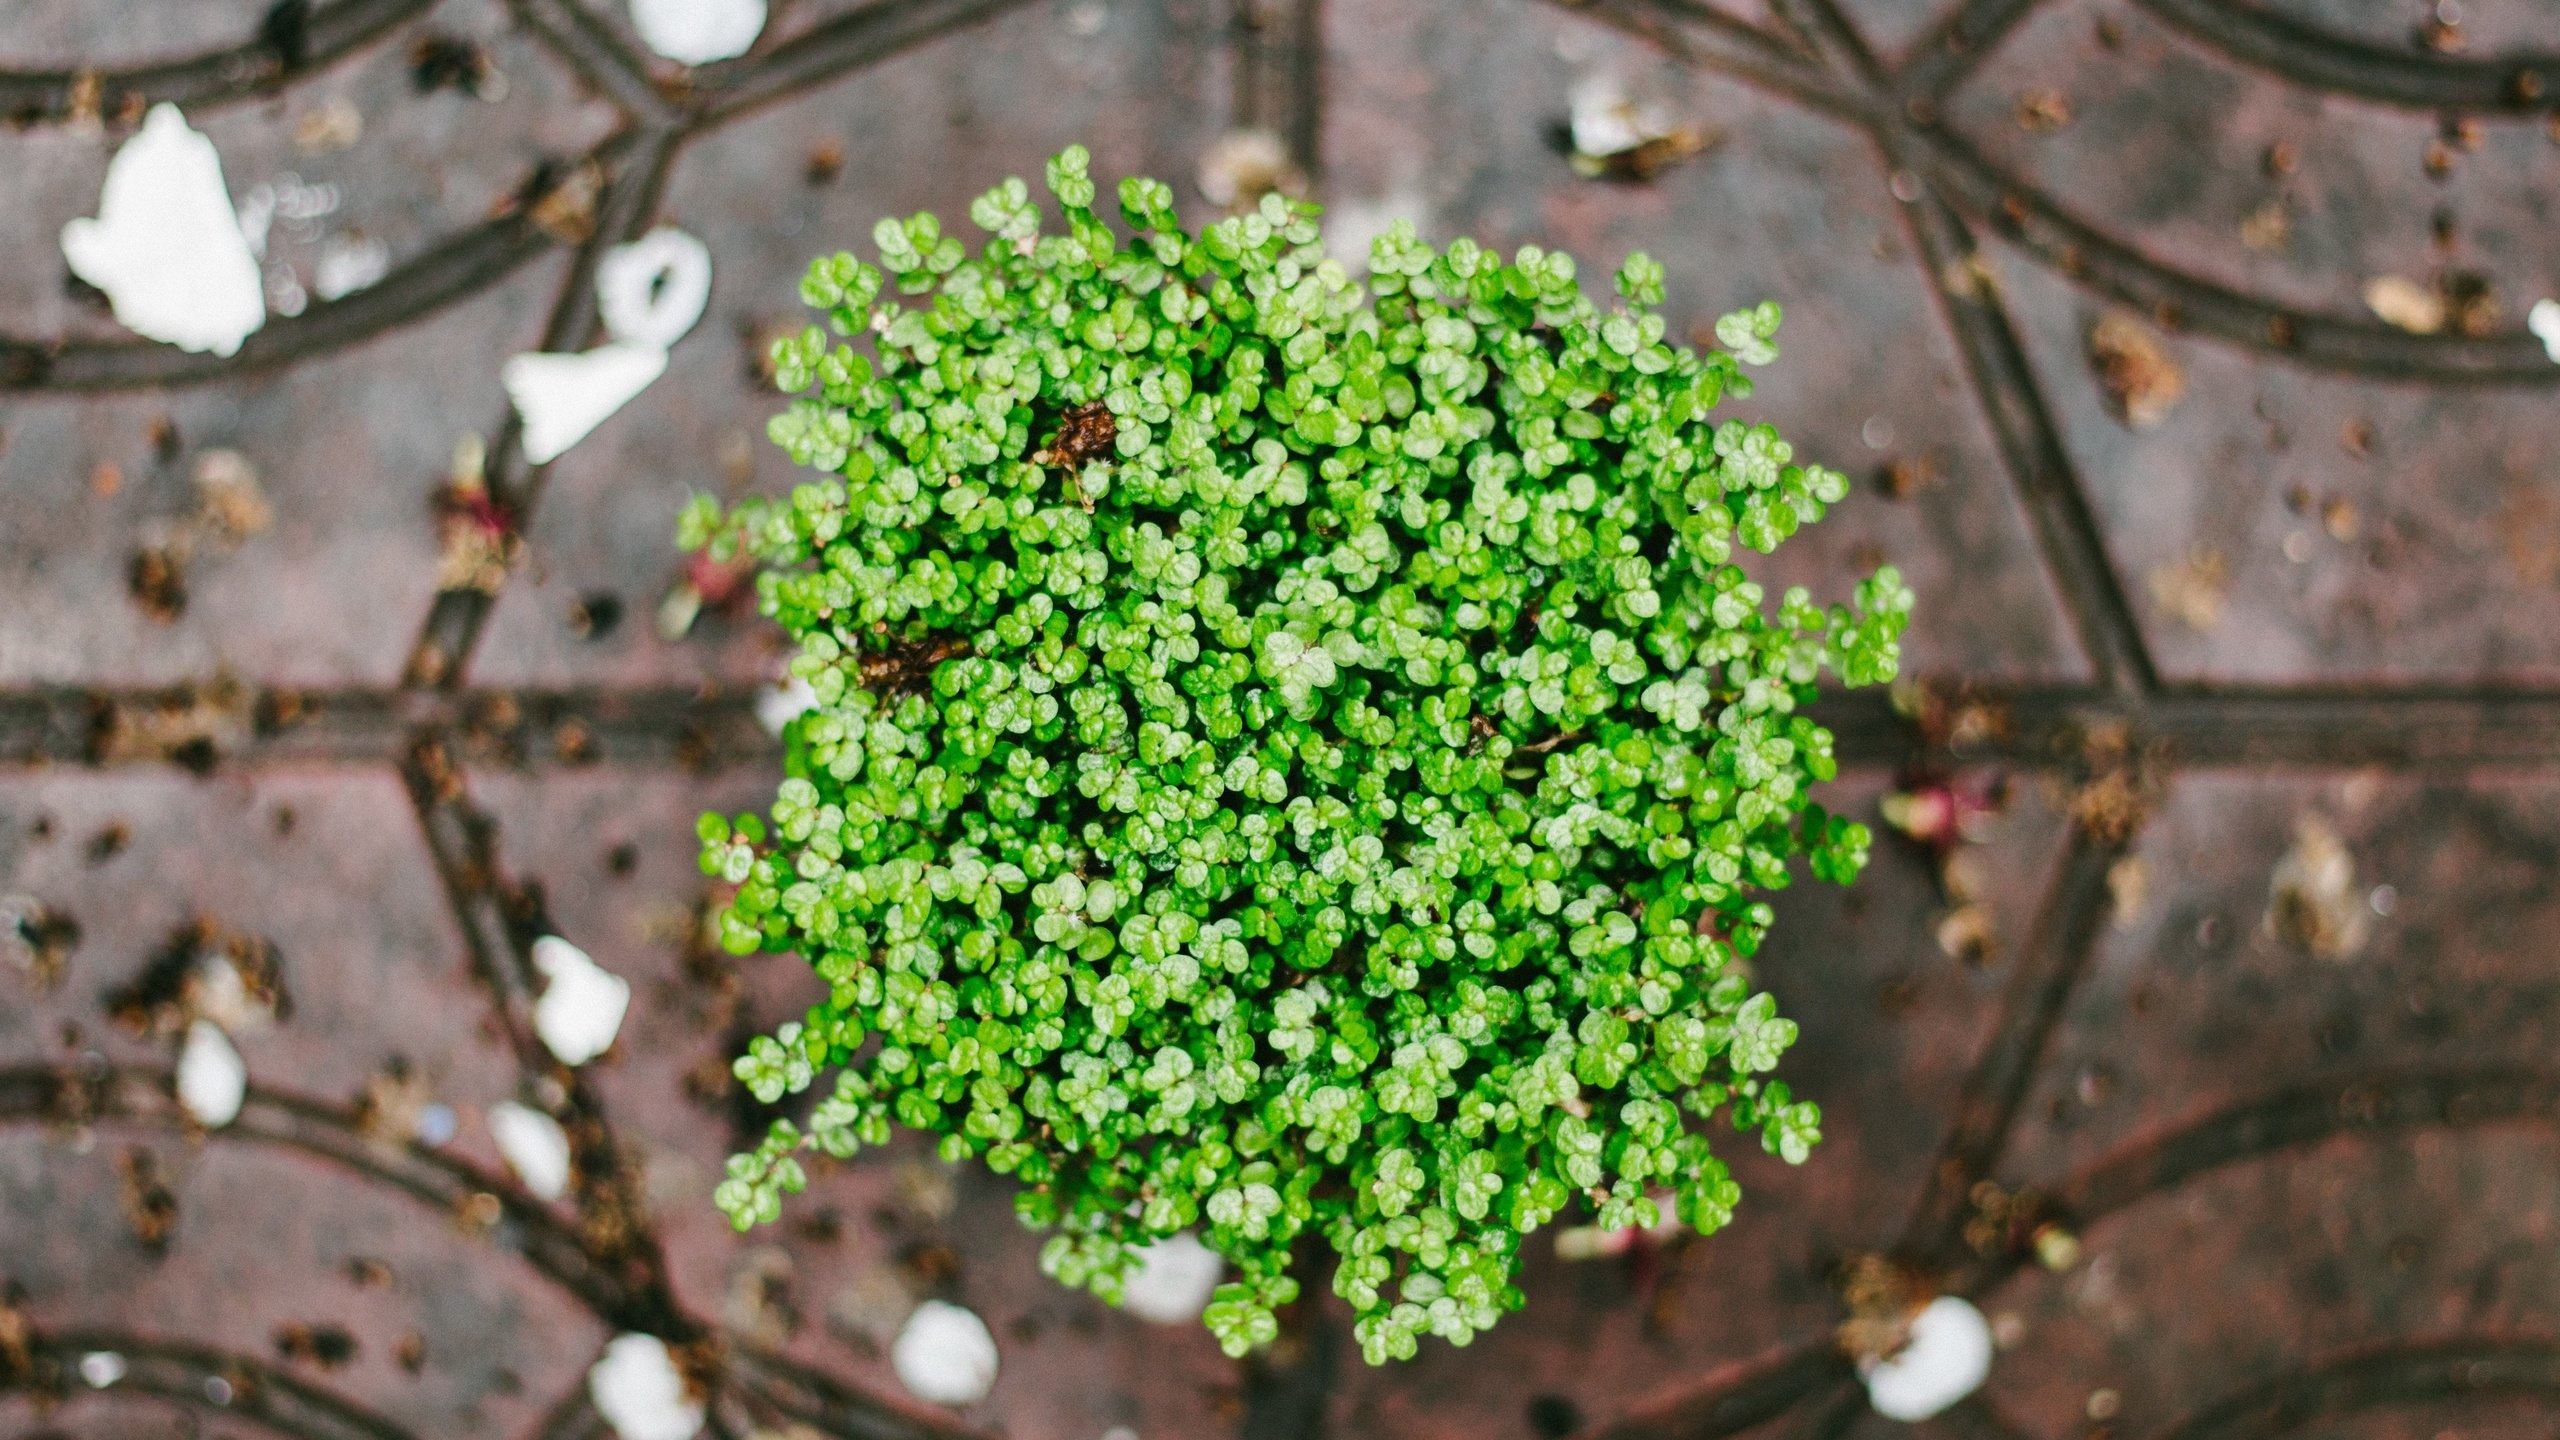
[690, 146, 1910, 1364]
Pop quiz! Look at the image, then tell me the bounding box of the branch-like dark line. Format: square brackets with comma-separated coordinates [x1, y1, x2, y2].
[505, 0, 681, 126]
[1891, 197, 2160, 692]
[23, 1328, 421, 1440]
[1901, 823, 2127, 1262]
[2135, 0, 2560, 112]
[0, 1065, 635, 1322]
[703, 0, 1051, 123]
[1583, 1340, 1852, 1440]
[1911, 121, 2560, 384]
[0, 0, 434, 125]
[1893, 0, 2045, 103]
[728, 1346, 990, 1440]
[2056, 1070, 2560, 1245]
[0, 132, 652, 394]
[1232, 0, 1329, 177]
[0, 683, 773, 772]
[1541, 0, 1862, 123]
[2147, 1337, 2560, 1440]
[409, 125, 685, 689]
[1814, 684, 2560, 770]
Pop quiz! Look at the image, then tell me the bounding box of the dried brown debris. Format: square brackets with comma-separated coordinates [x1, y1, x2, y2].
[2087, 312, 2186, 429]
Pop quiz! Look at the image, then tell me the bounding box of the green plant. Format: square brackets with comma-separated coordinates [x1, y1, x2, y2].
[689, 146, 1910, 1365]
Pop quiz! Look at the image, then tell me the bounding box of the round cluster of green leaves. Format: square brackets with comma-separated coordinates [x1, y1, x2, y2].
[690, 146, 1910, 1365]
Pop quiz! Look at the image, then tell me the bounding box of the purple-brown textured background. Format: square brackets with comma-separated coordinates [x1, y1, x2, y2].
[5, 1, 2560, 1437]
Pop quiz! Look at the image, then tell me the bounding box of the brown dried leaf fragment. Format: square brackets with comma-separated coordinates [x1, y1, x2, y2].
[119, 1147, 180, 1252]
[274, 1322, 360, 1369]
[2087, 313, 2186, 429]
[2014, 89, 2073, 132]
[2267, 814, 2369, 960]
[2147, 545, 2227, 632]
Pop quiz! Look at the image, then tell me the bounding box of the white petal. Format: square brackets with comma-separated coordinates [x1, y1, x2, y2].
[80, 1351, 128, 1388]
[531, 935, 631, 1066]
[2529, 299, 2560, 365]
[489, 1100, 573, 1200]
[892, 1299, 1000, 1407]
[61, 105, 265, 355]
[596, 228, 712, 349]
[503, 343, 669, 465]
[629, 0, 766, 64]
[755, 675, 818, 736]
[1120, 1233, 1224, 1324]
[1861, 1296, 1993, 1422]
[176, 1018, 246, 1127]
[588, 1333, 704, 1440]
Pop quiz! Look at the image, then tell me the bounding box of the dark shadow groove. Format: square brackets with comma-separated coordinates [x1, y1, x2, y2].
[23, 1329, 421, 1440]
[704, 0, 1052, 123]
[2149, 1337, 2560, 1440]
[2135, 0, 2560, 112]
[0, 132, 649, 394]
[0, 0, 434, 125]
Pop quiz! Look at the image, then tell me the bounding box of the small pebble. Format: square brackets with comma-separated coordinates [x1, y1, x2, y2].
[1120, 1233, 1224, 1324]
[1860, 1295, 1992, 1422]
[177, 1019, 246, 1128]
[489, 1101, 572, 1199]
[588, 1333, 705, 1440]
[532, 936, 630, 1067]
[892, 1299, 1000, 1407]
[415, 1102, 460, 1148]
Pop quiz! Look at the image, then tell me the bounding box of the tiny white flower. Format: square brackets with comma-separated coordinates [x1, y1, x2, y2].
[489, 1100, 573, 1200]
[588, 1333, 704, 1440]
[1861, 1296, 1993, 1422]
[176, 1018, 246, 1128]
[892, 1299, 1000, 1407]
[504, 344, 671, 465]
[531, 935, 630, 1067]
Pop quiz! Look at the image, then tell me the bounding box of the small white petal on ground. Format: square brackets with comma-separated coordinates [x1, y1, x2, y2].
[489, 1100, 573, 1200]
[176, 1018, 246, 1128]
[892, 1299, 1000, 1407]
[79, 1352, 127, 1388]
[628, 0, 765, 64]
[60, 104, 265, 355]
[755, 675, 818, 736]
[597, 228, 713, 349]
[587, 1333, 704, 1440]
[1860, 1296, 1994, 1422]
[1120, 1233, 1224, 1324]
[2530, 299, 2560, 364]
[503, 345, 670, 465]
[530, 935, 631, 1066]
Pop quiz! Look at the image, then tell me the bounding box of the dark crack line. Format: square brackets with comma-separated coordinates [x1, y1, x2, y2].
[1581, 1340, 1853, 1440]
[19, 1329, 421, 1440]
[1891, 193, 2160, 694]
[1232, 0, 1329, 177]
[404, 125, 683, 690]
[2149, 1337, 2560, 1440]
[24, 683, 2560, 772]
[505, 0, 682, 127]
[0, 1065, 637, 1323]
[1568, 0, 2560, 385]
[0, 0, 436, 125]
[701, 0, 1053, 123]
[2134, 0, 2560, 113]
[1908, 119, 2560, 384]
[1544, 0, 1855, 123]
[1902, 823, 2129, 1265]
[1892, 0, 2047, 104]
[726, 1346, 990, 1440]
[0, 130, 650, 394]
